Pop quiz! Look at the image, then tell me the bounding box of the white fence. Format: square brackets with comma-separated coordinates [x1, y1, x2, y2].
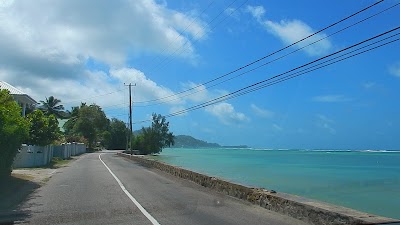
[53, 143, 86, 160]
[12, 143, 86, 168]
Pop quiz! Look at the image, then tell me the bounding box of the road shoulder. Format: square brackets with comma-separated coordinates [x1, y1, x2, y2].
[0, 154, 85, 223]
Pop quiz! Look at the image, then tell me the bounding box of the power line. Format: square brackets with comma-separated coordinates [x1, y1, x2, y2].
[59, 1, 393, 118]
[166, 34, 399, 118]
[135, 0, 384, 103]
[170, 28, 400, 116]
[218, 35, 400, 106]
[168, 26, 400, 116]
[133, 26, 400, 123]
[132, 0, 385, 104]
[178, 37, 399, 117]
[59, 1, 390, 112]
[62, 88, 125, 105]
[132, 2, 399, 107]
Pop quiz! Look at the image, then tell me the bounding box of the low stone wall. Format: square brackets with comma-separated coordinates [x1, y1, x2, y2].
[118, 153, 399, 225]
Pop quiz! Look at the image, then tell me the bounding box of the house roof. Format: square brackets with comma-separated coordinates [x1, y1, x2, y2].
[0, 81, 37, 104]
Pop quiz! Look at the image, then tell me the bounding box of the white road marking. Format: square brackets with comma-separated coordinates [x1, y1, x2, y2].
[99, 153, 161, 225]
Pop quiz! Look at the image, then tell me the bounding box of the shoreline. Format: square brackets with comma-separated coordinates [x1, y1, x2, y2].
[157, 147, 400, 218]
[118, 152, 399, 225]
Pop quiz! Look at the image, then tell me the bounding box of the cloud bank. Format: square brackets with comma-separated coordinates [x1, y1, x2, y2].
[0, 0, 208, 110]
[246, 5, 332, 56]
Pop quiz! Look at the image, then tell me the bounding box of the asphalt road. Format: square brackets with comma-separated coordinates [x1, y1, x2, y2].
[16, 152, 308, 225]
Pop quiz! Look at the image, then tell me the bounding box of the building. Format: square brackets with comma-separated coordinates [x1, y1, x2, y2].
[0, 81, 37, 116]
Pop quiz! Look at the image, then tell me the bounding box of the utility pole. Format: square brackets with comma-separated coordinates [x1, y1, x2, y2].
[124, 83, 136, 155]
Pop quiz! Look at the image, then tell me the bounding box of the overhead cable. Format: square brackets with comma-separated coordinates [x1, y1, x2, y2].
[133, 26, 400, 123]
[133, 0, 385, 104]
[133, 2, 399, 107]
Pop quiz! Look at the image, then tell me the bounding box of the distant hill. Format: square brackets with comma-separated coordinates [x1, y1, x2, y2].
[133, 130, 246, 148]
[173, 135, 220, 148]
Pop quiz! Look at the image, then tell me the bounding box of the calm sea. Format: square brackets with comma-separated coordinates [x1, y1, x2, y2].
[150, 148, 400, 219]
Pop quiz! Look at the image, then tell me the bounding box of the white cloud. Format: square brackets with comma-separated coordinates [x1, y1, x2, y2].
[1, 69, 126, 109]
[316, 114, 336, 134]
[246, 5, 332, 56]
[312, 95, 352, 103]
[205, 102, 249, 125]
[272, 124, 283, 131]
[245, 5, 265, 21]
[250, 104, 274, 118]
[389, 62, 400, 77]
[263, 20, 332, 56]
[0, 0, 207, 68]
[0, 0, 208, 116]
[178, 82, 231, 105]
[171, 12, 208, 40]
[0, 65, 186, 117]
[110, 68, 181, 105]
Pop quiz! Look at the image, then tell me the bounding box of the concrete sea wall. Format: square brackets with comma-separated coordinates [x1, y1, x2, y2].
[118, 153, 399, 225]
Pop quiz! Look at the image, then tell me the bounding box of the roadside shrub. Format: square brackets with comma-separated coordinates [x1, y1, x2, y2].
[0, 90, 29, 177]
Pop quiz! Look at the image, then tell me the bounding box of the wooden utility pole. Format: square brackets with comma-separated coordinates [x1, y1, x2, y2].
[124, 83, 136, 155]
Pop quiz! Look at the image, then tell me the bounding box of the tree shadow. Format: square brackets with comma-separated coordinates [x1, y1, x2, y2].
[0, 175, 40, 224]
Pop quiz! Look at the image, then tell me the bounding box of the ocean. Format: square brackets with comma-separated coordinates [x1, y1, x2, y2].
[149, 148, 400, 219]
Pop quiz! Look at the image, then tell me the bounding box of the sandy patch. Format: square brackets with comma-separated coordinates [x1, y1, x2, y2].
[12, 168, 57, 185]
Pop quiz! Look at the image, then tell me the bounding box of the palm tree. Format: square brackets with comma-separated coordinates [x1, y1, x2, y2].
[63, 103, 87, 134]
[39, 96, 68, 119]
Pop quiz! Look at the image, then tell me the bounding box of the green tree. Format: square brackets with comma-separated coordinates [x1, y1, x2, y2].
[106, 118, 129, 150]
[135, 113, 174, 155]
[69, 104, 109, 149]
[26, 110, 60, 146]
[132, 134, 144, 151]
[39, 96, 68, 119]
[0, 90, 29, 177]
[63, 103, 85, 135]
[100, 130, 112, 149]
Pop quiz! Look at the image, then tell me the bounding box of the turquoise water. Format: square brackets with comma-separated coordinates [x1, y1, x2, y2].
[152, 148, 400, 219]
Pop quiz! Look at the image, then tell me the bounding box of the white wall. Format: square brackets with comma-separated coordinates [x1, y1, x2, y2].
[13, 143, 86, 168]
[53, 143, 86, 160]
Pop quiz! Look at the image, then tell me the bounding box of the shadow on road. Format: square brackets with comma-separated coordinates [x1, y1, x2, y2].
[0, 175, 39, 224]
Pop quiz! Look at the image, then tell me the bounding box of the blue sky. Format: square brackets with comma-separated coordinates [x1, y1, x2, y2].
[0, 0, 399, 149]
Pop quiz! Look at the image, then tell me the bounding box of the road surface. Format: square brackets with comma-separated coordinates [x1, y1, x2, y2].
[16, 152, 308, 225]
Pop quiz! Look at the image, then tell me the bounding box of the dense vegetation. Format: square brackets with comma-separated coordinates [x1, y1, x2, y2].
[132, 113, 174, 155]
[104, 118, 130, 150]
[1, 90, 175, 176]
[0, 90, 29, 177]
[26, 110, 60, 146]
[63, 103, 130, 150]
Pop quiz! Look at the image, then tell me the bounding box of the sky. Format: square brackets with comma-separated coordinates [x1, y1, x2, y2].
[0, 0, 399, 149]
